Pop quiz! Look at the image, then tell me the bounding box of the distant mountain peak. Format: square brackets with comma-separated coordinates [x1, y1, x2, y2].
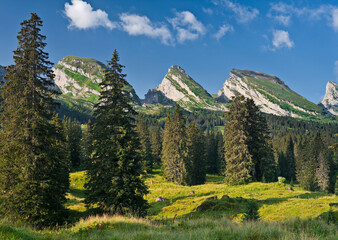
[218, 68, 323, 118]
[53, 55, 140, 105]
[143, 65, 225, 111]
[319, 80, 338, 115]
[168, 65, 187, 75]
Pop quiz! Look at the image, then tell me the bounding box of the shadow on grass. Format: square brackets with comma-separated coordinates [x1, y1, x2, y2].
[0, 224, 40, 240]
[148, 191, 219, 216]
[69, 187, 86, 199]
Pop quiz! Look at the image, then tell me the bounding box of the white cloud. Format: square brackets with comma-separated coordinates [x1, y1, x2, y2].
[214, 24, 233, 39]
[269, 2, 338, 31]
[202, 7, 213, 15]
[272, 30, 294, 49]
[274, 15, 291, 26]
[120, 13, 173, 45]
[334, 61, 338, 79]
[64, 0, 117, 30]
[333, 8, 338, 31]
[169, 11, 206, 43]
[218, 0, 259, 23]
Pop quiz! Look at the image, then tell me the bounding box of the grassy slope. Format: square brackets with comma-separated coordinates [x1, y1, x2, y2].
[232, 69, 324, 119]
[2, 168, 336, 239]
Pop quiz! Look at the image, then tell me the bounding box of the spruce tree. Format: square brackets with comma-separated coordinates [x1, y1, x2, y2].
[297, 133, 330, 191]
[136, 114, 154, 173]
[186, 122, 206, 185]
[85, 50, 148, 216]
[162, 105, 190, 185]
[224, 96, 253, 184]
[0, 13, 69, 227]
[65, 119, 82, 168]
[285, 137, 296, 181]
[150, 123, 163, 165]
[316, 152, 330, 192]
[245, 98, 275, 181]
[206, 131, 219, 174]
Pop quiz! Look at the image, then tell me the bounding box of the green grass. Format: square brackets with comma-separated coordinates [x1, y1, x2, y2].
[0, 168, 337, 239]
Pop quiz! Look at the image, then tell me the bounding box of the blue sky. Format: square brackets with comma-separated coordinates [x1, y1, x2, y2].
[0, 0, 338, 103]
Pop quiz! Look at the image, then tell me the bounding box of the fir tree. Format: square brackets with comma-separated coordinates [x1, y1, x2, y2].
[0, 13, 68, 227]
[136, 114, 154, 173]
[206, 131, 219, 174]
[285, 137, 296, 181]
[224, 96, 253, 185]
[65, 118, 82, 168]
[85, 50, 149, 217]
[150, 123, 163, 165]
[245, 98, 275, 181]
[316, 152, 330, 192]
[297, 133, 330, 192]
[162, 105, 190, 185]
[186, 122, 206, 185]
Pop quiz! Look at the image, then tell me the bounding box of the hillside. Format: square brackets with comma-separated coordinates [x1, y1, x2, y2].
[319, 81, 338, 116]
[53, 56, 141, 105]
[144, 65, 226, 111]
[217, 69, 325, 119]
[1, 169, 337, 239]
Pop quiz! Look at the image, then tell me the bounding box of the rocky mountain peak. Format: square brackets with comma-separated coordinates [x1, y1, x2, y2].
[218, 68, 323, 117]
[52, 55, 140, 105]
[231, 69, 289, 89]
[319, 80, 338, 115]
[168, 65, 187, 75]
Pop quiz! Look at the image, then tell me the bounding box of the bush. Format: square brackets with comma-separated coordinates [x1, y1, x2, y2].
[278, 177, 286, 184]
[243, 200, 260, 221]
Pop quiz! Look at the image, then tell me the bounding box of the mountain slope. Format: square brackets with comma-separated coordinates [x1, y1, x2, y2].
[319, 81, 338, 116]
[53, 56, 141, 105]
[218, 69, 324, 118]
[144, 65, 225, 111]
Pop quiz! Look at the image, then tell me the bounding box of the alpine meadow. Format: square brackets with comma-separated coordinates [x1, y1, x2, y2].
[1, 1, 338, 240]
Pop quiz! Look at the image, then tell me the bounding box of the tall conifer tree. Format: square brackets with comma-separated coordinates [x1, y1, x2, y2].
[150, 123, 163, 165]
[0, 13, 69, 227]
[85, 50, 148, 216]
[186, 122, 206, 185]
[136, 114, 154, 173]
[162, 105, 190, 185]
[224, 96, 253, 184]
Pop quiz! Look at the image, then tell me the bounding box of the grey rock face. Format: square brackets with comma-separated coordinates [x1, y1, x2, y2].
[143, 89, 175, 105]
[319, 81, 338, 116]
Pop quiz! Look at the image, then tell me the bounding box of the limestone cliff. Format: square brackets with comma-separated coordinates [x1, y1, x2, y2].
[319, 81, 338, 116]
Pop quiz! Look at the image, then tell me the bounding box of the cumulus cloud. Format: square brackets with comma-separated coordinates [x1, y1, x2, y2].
[202, 7, 213, 15]
[169, 11, 206, 43]
[64, 0, 117, 30]
[268, 2, 338, 31]
[333, 8, 338, 31]
[120, 13, 173, 45]
[334, 61, 338, 79]
[217, 0, 259, 23]
[214, 24, 233, 39]
[272, 30, 294, 49]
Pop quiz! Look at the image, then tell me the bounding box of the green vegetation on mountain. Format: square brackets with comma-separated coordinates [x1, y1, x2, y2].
[233, 69, 324, 114]
[53, 55, 141, 105]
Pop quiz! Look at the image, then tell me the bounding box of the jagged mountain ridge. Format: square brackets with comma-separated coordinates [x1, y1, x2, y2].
[53, 56, 141, 105]
[143, 65, 225, 111]
[217, 69, 324, 118]
[319, 81, 338, 116]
